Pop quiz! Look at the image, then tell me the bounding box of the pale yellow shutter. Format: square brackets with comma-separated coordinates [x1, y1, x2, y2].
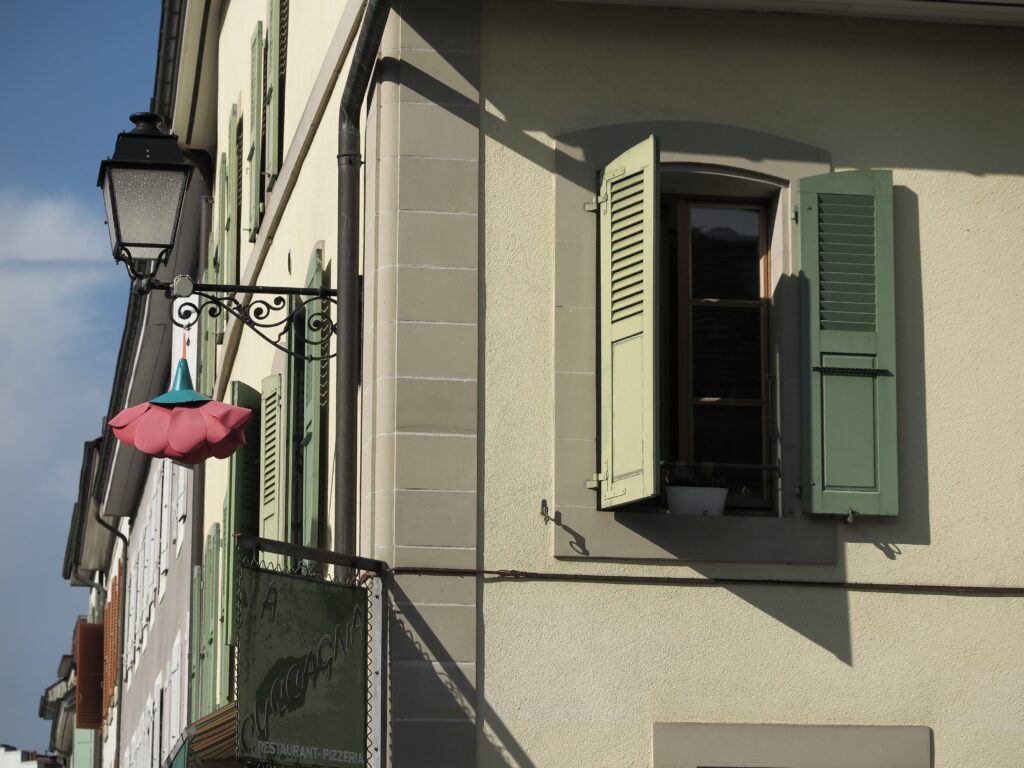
[598, 135, 660, 508]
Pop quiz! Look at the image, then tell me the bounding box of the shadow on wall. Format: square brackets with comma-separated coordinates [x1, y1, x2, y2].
[385, 0, 939, 755]
[651, 186, 927, 666]
[844, 187, 931, 553]
[388, 580, 537, 768]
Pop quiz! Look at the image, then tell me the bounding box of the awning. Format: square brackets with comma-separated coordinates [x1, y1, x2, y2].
[187, 702, 237, 768]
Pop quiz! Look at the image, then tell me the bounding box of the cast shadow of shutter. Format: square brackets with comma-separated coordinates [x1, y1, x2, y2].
[842, 186, 930, 551]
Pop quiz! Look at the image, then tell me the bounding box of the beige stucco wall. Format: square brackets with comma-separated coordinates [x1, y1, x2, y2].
[479, 2, 1024, 765]
[199, 0, 354, 706]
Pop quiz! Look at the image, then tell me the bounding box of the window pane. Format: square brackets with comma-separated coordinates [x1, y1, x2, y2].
[693, 405, 766, 502]
[693, 405, 762, 464]
[691, 207, 761, 299]
[692, 306, 762, 399]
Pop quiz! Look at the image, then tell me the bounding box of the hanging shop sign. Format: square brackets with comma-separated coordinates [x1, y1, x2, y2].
[236, 563, 368, 768]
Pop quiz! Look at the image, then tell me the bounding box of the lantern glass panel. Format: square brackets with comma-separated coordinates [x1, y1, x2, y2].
[108, 167, 188, 261]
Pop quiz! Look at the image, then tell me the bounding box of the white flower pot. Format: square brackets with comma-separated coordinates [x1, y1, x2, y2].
[666, 485, 728, 515]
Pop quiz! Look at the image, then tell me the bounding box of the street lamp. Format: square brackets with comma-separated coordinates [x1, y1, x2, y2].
[97, 112, 337, 361]
[97, 112, 193, 281]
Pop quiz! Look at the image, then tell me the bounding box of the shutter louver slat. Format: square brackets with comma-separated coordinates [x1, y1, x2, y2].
[598, 135, 660, 509]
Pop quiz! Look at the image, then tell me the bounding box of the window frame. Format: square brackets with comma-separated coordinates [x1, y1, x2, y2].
[551, 120, 838, 564]
[666, 195, 775, 513]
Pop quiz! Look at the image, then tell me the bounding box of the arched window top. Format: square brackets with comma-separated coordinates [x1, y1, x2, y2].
[554, 120, 830, 184]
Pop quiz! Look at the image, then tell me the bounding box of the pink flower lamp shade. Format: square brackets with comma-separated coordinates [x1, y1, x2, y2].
[109, 358, 252, 464]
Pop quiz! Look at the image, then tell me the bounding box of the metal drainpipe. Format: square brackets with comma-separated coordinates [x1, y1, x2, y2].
[188, 192, 213, 727]
[93, 507, 129, 768]
[336, 0, 392, 565]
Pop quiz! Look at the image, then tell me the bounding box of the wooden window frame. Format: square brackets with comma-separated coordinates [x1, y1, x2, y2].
[665, 195, 775, 514]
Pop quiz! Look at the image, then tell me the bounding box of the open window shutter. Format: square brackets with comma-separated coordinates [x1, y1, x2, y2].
[598, 134, 660, 508]
[210, 524, 223, 709]
[159, 460, 171, 574]
[168, 636, 180, 740]
[302, 258, 324, 547]
[219, 495, 232, 702]
[225, 107, 239, 287]
[249, 22, 264, 240]
[199, 533, 215, 716]
[175, 465, 188, 522]
[200, 263, 217, 395]
[260, 374, 288, 566]
[75, 620, 104, 729]
[189, 565, 202, 720]
[224, 381, 262, 647]
[146, 484, 158, 615]
[800, 169, 897, 516]
[266, 0, 283, 187]
[217, 154, 227, 278]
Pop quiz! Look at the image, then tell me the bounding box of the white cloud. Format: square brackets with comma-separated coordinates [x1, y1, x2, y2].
[0, 189, 114, 267]
[0, 189, 127, 564]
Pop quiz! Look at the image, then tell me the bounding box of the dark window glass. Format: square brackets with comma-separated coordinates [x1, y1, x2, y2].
[691, 206, 760, 299]
[692, 306, 762, 399]
[693, 404, 764, 500]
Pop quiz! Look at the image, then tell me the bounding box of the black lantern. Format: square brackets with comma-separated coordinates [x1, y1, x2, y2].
[97, 111, 338, 361]
[97, 112, 193, 274]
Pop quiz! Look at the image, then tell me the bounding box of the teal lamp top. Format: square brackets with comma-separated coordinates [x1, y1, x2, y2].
[150, 358, 211, 406]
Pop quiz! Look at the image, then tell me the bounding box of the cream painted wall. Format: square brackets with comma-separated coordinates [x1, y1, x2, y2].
[207, 0, 349, 546]
[199, 0, 353, 706]
[479, 2, 1024, 765]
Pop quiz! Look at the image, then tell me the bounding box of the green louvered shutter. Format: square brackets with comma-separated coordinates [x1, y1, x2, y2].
[248, 22, 264, 241]
[225, 107, 239, 286]
[200, 264, 217, 395]
[800, 169, 897, 516]
[190, 565, 202, 720]
[214, 152, 230, 342]
[210, 524, 223, 708]
[218, 496, 231, 702]
[260, 374, 288, 566]
[302, 256, 325, 547]
[199, 535, 213, 717]
[598, 135, 660, 508]
[224, 381, 261, 648]
[266, 0, 283, 187]
[217, 152, 228, 279]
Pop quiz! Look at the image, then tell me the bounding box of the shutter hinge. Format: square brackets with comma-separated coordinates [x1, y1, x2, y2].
[584, 194, 606, 213]
[791, 205, 799, 222]
[585, 470, 607, 490]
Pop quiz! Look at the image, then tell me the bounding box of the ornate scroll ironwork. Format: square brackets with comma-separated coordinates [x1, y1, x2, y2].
[115, 253, 340, 361]
[171, 289, 338, 361]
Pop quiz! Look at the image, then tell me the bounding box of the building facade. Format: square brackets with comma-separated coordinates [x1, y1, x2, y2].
[45, 1, 1024, 767]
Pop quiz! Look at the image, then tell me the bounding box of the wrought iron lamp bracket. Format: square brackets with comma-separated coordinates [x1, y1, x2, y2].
[117, 253, 338, 361]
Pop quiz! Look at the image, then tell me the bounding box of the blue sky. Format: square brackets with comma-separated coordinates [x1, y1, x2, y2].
[0, 1, 161, 749]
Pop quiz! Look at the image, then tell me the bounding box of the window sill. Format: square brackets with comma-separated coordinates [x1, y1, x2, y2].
[552, 506, 837, 564]
[653, 723, 931, 767]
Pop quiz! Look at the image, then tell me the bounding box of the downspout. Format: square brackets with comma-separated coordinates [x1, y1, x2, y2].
[336, 0, 392, 562]
[188, 191, 213, 727]
[93, 507, 128, 768]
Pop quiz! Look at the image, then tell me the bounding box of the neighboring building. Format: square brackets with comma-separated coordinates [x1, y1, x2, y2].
[0, 746, 60, 768]
[41, 1, 1024, 767]
[46, 158, 203, 768]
